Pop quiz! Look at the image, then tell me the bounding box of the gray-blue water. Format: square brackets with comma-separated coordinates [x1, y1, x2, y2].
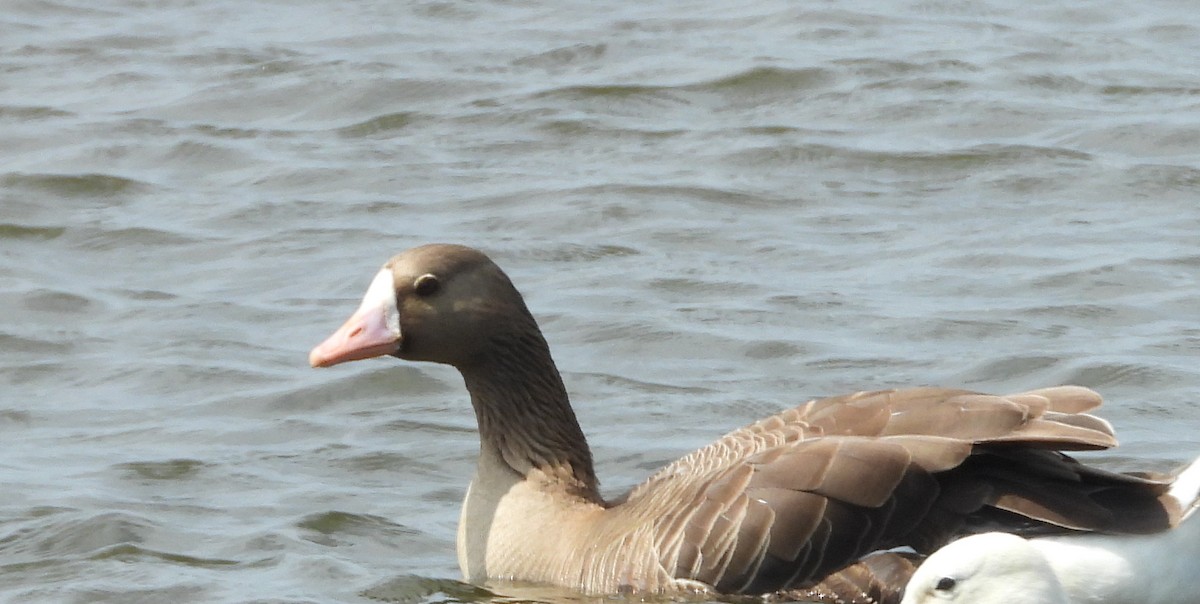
[2, 0, 1199, 602]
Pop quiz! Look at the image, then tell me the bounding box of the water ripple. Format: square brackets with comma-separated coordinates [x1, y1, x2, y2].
[0, 511, 155, 560]
[0, 172, 150, 198]
[115, 459, 210, 482]
[0, 223, 66, 240]
[337, 111, 421, 137]
[296, 510, 418, 546]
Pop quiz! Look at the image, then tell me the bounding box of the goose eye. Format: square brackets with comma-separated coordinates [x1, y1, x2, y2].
[934, 577, 957, 592]
[413, 273, 440, 297]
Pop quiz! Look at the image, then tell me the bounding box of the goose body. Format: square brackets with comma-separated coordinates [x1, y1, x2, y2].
[901, 457, 1200, 603]
[309, 244, 1200, 602]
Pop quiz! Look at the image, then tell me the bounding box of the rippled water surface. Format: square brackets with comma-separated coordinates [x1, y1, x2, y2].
[3, 0, 1200, 602]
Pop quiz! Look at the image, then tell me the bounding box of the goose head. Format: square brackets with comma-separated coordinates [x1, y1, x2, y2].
[901, 533, 1068, 604]
[309, 243, 536, 370]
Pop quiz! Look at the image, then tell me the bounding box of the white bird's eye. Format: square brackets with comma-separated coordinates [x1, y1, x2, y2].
[934, 577, 957, 592]
[413, 273, 440, 297]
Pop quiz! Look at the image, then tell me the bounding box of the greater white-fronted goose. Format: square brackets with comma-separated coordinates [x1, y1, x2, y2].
[308, 244, 1200, 603]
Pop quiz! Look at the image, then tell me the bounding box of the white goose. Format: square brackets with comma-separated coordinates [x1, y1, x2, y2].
[902, 457, 1200, 604]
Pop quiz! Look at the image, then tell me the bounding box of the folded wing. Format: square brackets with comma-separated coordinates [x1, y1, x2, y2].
[616, 387, 1175, 596]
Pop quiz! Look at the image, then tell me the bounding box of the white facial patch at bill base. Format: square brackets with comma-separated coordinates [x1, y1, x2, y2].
[362, 267, 401, 339]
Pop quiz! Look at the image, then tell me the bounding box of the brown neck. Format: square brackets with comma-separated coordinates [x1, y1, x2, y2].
[458, 326, 601, 503]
